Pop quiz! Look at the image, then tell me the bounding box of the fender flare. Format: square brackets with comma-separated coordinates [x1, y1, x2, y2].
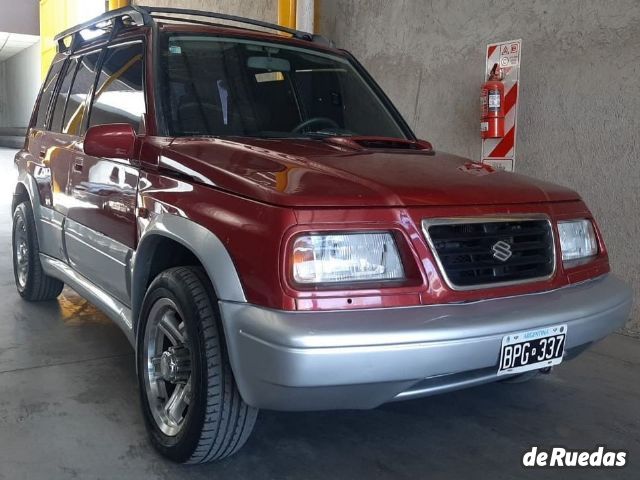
[14, 171, 41, 214]
[131, 213, 247, 331]
[13, 172, 53, 249]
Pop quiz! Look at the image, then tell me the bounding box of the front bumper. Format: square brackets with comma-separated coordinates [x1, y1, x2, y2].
[219, 274, 632, 411]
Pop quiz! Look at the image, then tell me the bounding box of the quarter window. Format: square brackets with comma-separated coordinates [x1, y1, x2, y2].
[89, 42, 145, 132]
[34, 60, 64, 129]
[50, 58, 78, 133]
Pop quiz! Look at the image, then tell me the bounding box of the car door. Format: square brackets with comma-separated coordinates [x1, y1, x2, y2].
[63, 40, 146, 305]
[21, 57, 67, 260]
[45, 49, 102, 216]
[43, 48, 101, 259]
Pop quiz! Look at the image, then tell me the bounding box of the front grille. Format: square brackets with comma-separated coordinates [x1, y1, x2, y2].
[424, 218, 555, 289]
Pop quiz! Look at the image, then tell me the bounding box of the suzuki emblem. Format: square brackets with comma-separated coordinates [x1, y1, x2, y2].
[492, 240, 513, 262]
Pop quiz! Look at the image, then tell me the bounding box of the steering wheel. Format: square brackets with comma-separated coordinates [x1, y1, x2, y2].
[292, 117, 340, 134]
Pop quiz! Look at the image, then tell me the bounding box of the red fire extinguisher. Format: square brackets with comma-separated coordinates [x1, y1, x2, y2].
[480, 63, 505, 138]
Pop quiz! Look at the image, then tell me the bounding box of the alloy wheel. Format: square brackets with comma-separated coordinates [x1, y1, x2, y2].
[14, 217, 29, 288]
[143, 298, 193, 437]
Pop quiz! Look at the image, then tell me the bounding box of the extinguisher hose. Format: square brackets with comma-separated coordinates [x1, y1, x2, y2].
[489, 63, 499, 80]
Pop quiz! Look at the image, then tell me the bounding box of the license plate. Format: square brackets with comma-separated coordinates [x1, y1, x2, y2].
[497, 324, 567, 376]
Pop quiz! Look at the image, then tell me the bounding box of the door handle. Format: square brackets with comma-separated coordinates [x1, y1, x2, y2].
[39, 147, 52, 167]
[73, 157, 84, 172]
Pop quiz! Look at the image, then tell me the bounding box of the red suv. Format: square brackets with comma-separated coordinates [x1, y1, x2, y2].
[12, 6, 632, 463]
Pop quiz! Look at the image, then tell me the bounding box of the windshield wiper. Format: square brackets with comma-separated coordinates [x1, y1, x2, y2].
[244, 132, 309, 139]
[298, 130, 354, 139]
[236, 130, 354, 140]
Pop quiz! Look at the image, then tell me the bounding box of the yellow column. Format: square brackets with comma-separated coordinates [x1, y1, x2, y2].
[278, 0, 297, 29]
[40, 0, 69, 79]
[108, 0, 130, 10]
[40, 0, 109, 79]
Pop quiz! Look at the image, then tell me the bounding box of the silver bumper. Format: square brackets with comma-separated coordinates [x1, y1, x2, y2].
[219, 274, 632, 411]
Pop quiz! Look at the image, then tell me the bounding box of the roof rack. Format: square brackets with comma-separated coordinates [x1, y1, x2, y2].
[54, 5, 331, 53]
[141, 6, 314, 40]
[54, 6, 148, 51]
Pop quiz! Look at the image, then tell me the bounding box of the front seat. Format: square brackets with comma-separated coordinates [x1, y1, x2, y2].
[177, 94, 224, 135]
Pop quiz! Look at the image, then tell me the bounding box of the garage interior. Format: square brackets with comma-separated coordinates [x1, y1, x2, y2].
[0, 0, 638, 478]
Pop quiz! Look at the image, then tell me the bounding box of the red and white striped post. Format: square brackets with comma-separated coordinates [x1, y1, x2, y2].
[481, 39, 522, 172]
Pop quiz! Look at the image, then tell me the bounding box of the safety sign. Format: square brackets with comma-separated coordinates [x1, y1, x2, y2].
[481, 39, 522, 172]
[499, 42, 520, 68]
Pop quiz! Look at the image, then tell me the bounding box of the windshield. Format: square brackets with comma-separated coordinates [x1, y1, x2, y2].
[159, 34, 409, 139]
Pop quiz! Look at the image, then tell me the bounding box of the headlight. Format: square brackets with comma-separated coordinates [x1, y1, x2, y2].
[557, 219, 598, 261]
[292, 232, 405, 285]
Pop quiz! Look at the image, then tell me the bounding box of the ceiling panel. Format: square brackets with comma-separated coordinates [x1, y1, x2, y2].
[0, 31, 39, 62]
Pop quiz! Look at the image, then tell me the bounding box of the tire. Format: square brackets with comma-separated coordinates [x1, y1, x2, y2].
[12, 201, 64, 301]
[137, 266, 257, 463]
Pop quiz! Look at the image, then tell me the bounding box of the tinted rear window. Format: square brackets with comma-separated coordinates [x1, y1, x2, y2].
[35, 60, 64, 129]
[50, 58, 78, 133]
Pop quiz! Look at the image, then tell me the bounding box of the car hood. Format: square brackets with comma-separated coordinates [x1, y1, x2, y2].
[160, 137, 580, 207]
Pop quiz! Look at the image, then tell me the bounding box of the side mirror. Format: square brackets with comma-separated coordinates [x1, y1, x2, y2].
[84, 123, 136, 160]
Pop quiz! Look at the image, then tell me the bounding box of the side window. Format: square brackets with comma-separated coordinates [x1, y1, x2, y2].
[63, 52, 101, 136]
[34, 60, 64, 129]
[50, 59, 78, 133]
[89, 42, 145, 132]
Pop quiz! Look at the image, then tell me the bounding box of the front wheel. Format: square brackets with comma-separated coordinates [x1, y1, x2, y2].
[137, 266, 257, 463]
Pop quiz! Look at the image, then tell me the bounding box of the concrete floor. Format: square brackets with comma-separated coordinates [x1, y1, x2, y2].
[0, 147, 638, 479]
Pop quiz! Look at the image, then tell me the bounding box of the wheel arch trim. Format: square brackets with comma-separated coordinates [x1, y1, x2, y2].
[14, 172, 39, 214]
[132, 214, 247, 332]
[14, 172, 51, 249]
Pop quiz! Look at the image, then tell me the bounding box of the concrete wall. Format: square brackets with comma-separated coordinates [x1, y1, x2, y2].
[0, 0, 39, 35]
[0, 42, 41, 129]
[317, 0, 640, 331]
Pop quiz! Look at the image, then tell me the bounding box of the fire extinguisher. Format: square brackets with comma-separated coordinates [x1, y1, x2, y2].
[480, 63, 505, 138]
